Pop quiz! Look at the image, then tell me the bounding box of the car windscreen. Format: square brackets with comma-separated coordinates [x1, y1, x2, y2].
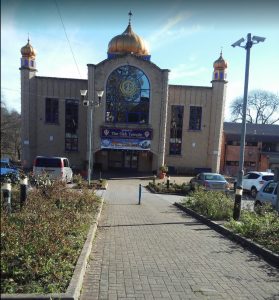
[262, 175, 274, 181]
[35, 158, 61, 168]
[204, 174, 225, 181]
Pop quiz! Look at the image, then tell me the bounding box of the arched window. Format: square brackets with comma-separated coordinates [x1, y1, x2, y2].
[106, 65, 150, 124]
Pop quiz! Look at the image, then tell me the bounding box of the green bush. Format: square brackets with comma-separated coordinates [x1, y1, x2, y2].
[181, 189, 234, 220]
[1, 180, 101, 294]
[226, 204, 279, 254]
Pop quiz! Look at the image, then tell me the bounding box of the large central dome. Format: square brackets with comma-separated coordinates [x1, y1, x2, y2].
[107, 15, 150, 58]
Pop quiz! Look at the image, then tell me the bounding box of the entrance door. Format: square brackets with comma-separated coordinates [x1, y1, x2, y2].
[124, 152, 138, 169]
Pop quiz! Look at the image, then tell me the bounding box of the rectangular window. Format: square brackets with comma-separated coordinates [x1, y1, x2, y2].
[65, 100, 78, 151]
[189, 106, 202, 130]
[169, 105, 184, 155]
[45, 98, 59, 124]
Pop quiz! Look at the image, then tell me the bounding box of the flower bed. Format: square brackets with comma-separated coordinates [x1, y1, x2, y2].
[180, 190, 279, 254]
[147, 181, 191, 195]
[1, 180, 102, 294]
[226, 206, 279, 254]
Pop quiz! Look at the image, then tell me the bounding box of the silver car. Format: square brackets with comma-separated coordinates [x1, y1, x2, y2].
[190, 172, 230, 192]
[255, 180, 278, 208]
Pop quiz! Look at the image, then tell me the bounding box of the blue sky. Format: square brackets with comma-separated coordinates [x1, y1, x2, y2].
[1, 0, 279, 121]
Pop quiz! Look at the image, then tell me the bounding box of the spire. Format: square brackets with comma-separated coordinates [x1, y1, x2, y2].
[20, 37, 37, 70]
[212, 50, 227, 82]
[128, 10, 132, 25]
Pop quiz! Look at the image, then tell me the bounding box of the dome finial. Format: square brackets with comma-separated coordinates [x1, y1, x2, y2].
[21, 37, 36, 58]
[128, 10, 132, 25]
[213, 49, 227, 70]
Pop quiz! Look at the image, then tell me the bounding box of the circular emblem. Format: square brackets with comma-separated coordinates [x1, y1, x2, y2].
[119, 79, 139, 98]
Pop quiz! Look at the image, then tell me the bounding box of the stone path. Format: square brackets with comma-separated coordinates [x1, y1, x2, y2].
[80, 178, 279, 300]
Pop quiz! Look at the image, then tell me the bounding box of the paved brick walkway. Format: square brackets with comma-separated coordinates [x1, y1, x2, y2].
[80, 178, 279, 300]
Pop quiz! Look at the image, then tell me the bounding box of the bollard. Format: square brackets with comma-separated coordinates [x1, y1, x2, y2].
[20, 176, 28, 209]
[233, 186, 242, 220]
[138, 184, 142, 205]
[167, 175, 170, 189]
[2, 179, 12, 214]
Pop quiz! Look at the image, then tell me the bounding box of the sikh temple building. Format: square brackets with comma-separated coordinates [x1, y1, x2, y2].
[20, 15, 228, 174]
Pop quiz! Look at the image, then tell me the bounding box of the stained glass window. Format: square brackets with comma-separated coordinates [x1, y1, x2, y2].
[65, 99, 78, 151]
[106, 65, 150, 124]
[169, 105, 184, 155]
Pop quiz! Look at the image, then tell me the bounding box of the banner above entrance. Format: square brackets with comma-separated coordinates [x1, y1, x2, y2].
[101, 138, 151, 150]
[101, 127, 152, 140]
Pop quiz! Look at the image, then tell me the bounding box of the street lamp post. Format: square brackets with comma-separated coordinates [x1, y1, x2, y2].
[231, 33, 265, 220]
[80, 89, 104, 186]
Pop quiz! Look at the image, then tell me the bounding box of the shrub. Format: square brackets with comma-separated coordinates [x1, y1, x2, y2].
[148, 182, 191, 195]
[72, 174, 88, 189]
[181, 189, 234, 220]
[226, 204, 279, 254]
[1, 180, 101, 294]
[159, 165, 168, 173]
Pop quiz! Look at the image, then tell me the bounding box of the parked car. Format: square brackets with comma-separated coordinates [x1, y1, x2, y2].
[190, 172, 230, 192]
[234, 171, 274, 198]
[0, 159, 20, 183]
[33, 156, 73, 183]
[255, 180, 278, 208]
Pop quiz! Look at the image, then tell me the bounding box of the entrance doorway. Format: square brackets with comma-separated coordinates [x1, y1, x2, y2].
[124, 152, 138, 169]
[108, 151, 138, 170]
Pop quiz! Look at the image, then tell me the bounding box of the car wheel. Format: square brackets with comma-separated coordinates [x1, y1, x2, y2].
[251, 187, 257, 198]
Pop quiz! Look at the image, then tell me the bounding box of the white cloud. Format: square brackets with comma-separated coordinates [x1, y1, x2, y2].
[146, 11, 202, 51]
[169, 63, 207, 82]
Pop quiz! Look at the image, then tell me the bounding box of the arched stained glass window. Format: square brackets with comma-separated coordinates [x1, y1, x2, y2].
[106, 65, 150, 124]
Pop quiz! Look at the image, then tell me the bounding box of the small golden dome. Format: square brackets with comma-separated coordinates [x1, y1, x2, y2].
[108, 22, 149, 56]
[213, 51, 227, 70]
[21, 38, 36, 58]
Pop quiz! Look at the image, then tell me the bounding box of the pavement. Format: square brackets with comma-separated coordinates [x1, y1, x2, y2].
[80, 176, 279, 300]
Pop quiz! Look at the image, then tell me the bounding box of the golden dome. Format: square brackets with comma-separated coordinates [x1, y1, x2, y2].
[21, 38, 36, 58]
[108, 22, 149, 56]
[213, 51, 227, 70]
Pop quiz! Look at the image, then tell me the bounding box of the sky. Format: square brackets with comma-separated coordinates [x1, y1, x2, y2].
[1, 0, 279, 121]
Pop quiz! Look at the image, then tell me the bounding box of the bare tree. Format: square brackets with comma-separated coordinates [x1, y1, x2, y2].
[230, 90, 279, 124]
[1, 99, 21, 160]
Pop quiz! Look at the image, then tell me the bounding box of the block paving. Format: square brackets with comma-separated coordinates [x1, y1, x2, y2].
[80, 178, 279, 300]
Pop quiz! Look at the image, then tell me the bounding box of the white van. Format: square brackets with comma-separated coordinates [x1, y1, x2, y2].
[33, 156, 73, 183]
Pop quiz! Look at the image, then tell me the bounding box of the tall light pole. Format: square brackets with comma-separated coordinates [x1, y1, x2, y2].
[80, 89, 104, 186]
[231, 33, 265, 220]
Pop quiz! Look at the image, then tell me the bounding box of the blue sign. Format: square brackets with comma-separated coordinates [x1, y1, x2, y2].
[101, 138, 151, 150]
[101, 127, 152, 140]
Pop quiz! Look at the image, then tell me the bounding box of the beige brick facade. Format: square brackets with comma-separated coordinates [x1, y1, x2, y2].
[20, 37, 227, 175]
